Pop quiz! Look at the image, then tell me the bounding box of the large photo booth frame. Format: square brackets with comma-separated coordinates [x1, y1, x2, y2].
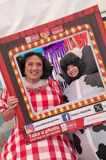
[0, 5, 106, 142]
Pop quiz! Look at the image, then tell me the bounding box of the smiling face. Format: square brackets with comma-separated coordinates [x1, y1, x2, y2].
[67, 64, 79, 78]
[24, 55, 43, 83]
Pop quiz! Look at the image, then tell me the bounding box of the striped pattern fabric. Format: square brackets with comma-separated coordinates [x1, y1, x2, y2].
[0, 80, 77, 160]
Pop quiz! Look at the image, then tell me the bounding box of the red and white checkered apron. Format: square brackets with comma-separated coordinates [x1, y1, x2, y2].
[0, 80, 77, 160]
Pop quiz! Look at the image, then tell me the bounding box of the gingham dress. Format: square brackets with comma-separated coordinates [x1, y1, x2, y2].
[0, 80, 77, 160]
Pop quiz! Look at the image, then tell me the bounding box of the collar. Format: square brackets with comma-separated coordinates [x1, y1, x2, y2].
[23, 78, 48, 89]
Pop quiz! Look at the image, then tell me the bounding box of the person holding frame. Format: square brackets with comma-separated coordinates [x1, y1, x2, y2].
[59, 45, 105, 160]
[0, 51, 77, 160]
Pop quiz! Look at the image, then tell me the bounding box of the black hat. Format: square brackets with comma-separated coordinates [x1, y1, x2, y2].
[60, 52, 86, 84]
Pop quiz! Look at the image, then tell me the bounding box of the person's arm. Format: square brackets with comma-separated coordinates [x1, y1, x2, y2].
[0, 89, 18, 121]
[0, 113, 4, 125]
[2, 96, 18, 121]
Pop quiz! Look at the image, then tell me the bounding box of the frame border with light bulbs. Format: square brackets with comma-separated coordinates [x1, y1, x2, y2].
[0, 5, 106, 142]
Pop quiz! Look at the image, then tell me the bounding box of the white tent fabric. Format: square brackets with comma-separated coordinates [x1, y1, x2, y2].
[98, 0, 106, 17]
[0, 0, 98, 37]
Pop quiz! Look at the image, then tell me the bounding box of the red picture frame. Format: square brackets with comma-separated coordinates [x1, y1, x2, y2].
[0, 5, 106, 142]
